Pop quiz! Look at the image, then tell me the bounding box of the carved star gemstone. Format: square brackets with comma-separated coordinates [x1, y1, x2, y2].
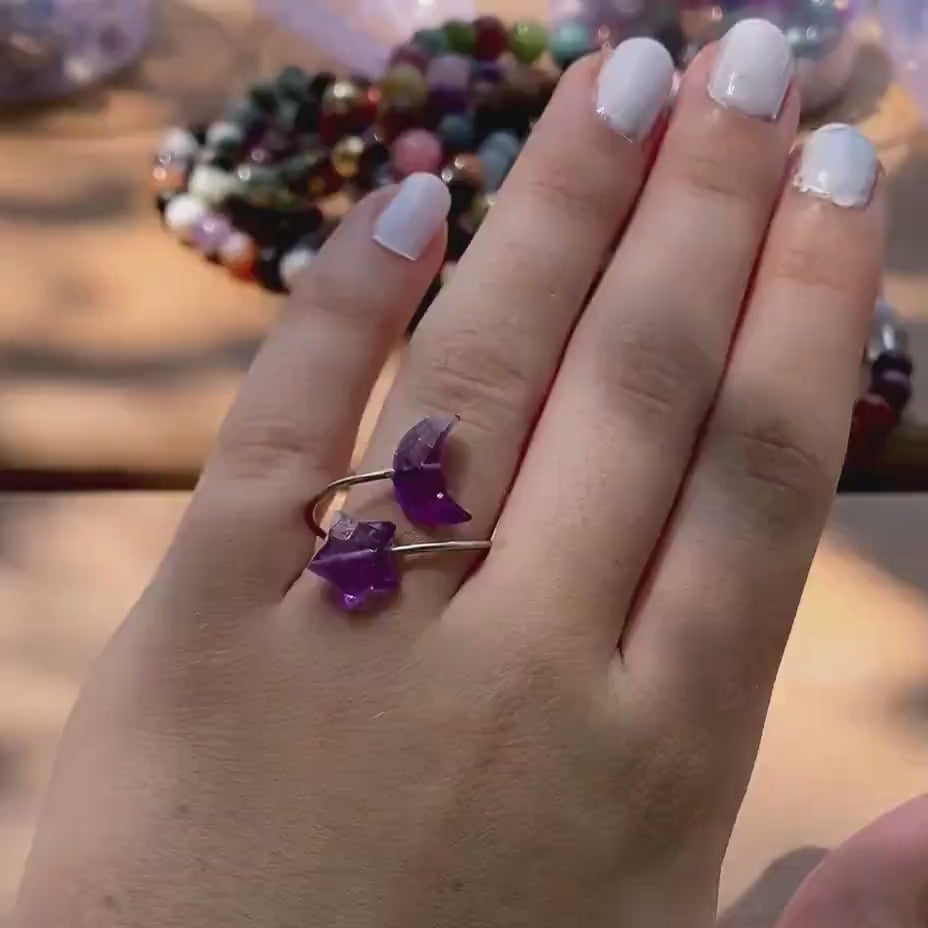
[308, 513, 399, 610]
[392, 415, 472, 526]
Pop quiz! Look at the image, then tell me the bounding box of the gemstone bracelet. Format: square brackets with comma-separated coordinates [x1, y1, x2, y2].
[149, 10, 912, 464]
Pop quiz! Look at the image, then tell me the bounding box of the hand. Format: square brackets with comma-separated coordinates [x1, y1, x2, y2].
[14, 22, 884, 928]
[777, 796, 928, 927]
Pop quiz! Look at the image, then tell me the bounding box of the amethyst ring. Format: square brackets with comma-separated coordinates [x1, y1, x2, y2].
[306, 414, 492, 610]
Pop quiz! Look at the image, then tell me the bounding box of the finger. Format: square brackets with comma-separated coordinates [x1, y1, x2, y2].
[500, 21, 798, 647]
[166, 175, 450, 602]
[303, 40, 675, 606]
[777, 795, 928, 927]
[625, 127, 884, 736]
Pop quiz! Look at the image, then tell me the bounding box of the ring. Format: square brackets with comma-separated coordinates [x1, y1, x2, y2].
[306, 415, 492, 610]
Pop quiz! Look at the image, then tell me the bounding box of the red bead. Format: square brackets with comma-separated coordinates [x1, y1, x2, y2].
[850, 393, 897, 452]
[473, 16, 509, 61]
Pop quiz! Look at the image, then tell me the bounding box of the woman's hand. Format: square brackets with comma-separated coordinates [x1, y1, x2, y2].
[14, 21, 884, 928]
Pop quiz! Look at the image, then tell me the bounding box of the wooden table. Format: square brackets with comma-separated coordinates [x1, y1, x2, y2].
[1, 491, 927, 926]
[0, 2, 927, 488]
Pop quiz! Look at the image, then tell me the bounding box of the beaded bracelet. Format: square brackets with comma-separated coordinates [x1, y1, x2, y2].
[149, 11, 912, 462]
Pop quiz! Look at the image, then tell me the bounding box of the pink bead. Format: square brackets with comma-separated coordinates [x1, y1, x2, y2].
[390, 129, 443, 178]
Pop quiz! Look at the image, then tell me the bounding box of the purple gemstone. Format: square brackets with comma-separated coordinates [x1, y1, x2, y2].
[192, 212, 234, 256]
[307, 512, 400, 610]
[429, 85, 470, 113]
[471, 60, 504, 85]
[426, 53, 471, 91]
[392, 414, 471, 526]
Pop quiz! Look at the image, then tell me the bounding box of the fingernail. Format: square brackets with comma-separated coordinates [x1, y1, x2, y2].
[794, 123, 877, 208]
[373, 173, 451, 261]
[708, 18, 792, 120]
[595, 37, 675, 141]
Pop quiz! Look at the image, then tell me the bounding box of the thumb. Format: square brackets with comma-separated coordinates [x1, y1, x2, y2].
[776, 794, 928, 928]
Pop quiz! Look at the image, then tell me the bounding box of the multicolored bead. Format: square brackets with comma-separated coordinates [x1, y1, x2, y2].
[508, 20, 547, 64]
[437, 112, 475, 154]
[380, 63, 428, 107]
[549, 19, 595, 68]
[425, 53, 471, 93]
[412, 27, 450, 56]
[279, 246, 315, 291]
[219, 230, 258, 278]
[477, 130, 521, 191]
[164, 193, 209, 244]
[391, 129, 443, 178]
[187, 165, 242, 208]
[332, 135, 365, 179]
[389, 43, 431, 74]
[473, 16, 509, 61]
[443, 19, 476, 56]
[192, 211, 234, 257]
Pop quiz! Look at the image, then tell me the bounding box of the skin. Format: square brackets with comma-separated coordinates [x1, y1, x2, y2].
[14, 44, 887, 928]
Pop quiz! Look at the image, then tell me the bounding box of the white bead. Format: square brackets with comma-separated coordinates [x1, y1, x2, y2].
[280, 248, 315, 291]
[187, 165, 241, 208]
[164, 194, 208, 243]
[205, 120, 244, 147]
[159, 127, 200, 160]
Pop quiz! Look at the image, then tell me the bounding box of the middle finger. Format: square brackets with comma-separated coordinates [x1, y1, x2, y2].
[340, 40, 676, 599]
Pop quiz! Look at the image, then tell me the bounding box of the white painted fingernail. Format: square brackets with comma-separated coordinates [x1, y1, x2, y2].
[708, 18, 792, 119]
[373, 173, 451, 261]
[595, 37, 675, 141]
[794, 123, 877, 208]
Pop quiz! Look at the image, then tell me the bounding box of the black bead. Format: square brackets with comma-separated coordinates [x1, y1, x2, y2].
[408, 274, 442, 334]
[308, 71, 336, 100]
[248, 81, 278, 113]
[872, 348, 914, 378]
[199, 146, 238, 171]
[155, 190, 175, 216]
[275, 207, 324, 248]
[872, 368, 913, 412]
[356, 140, 390, 189]
[189, 122, 209, 145]
[293, 97, 320, 133]
[445, 217, 473, 261]
[254, 246, 287, 293]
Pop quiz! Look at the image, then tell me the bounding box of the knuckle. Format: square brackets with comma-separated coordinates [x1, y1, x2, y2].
[410, 327, 533, 436]
[522, 161, 615, 228]
[597, 318, 719, 423]
[767, 240, 854, 296]
[677, 150, 767, 210]
[216, 413, 326, 481]
[722, 404, 835, 507]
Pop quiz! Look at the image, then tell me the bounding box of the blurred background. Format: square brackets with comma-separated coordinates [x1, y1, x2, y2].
[2, 0, 928, 924]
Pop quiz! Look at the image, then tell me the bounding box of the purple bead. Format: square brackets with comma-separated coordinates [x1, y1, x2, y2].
[192, 212, 234, 256]
[429, 85, 470, 113]
[426, 53, 471, 91]
[472, 60, 504, 85]
[392, 414, 472, 526]
[307, 513, 400, 610]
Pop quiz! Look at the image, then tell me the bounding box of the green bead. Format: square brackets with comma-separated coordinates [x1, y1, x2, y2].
[276, 65, 309, 99]
[508, 20, 547, 65]
[380, 63, 428, 107]
[444, 18, 476, 55]
[412, 27, 449, 55]
[549, 19, 594, 69]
